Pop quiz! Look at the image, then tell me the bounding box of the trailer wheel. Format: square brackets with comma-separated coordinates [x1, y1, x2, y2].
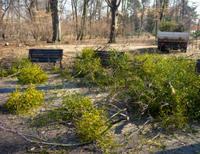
[160, 46, 169, 53]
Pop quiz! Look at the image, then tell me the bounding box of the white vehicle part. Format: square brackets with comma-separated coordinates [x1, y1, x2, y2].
[157, 31, 189, 40]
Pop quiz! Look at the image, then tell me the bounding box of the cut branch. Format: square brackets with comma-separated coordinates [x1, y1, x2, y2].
[0, 125, 91, 147]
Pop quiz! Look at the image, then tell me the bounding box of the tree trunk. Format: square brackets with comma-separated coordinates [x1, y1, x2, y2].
[0, 0, 3, 37]
[77, 0, 89, 40]
[109, 6, 117, 43]
[50, 0, 61, 42]
[71, 0, 78, 38]
[139, 5, 145, 37]
[97, 0, 102, 20]
[106, 0, 121, 43]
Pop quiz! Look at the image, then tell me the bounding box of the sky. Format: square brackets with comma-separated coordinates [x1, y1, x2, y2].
[188, 0, 200, 15]
[64, 0, 200, 17]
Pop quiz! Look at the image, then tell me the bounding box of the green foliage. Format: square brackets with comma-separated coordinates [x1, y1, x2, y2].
[61, 93, 94, 119]
[193, 30, 200, 39]
[0, 59, 48, 85]
[73, 48, 102, 77]
[0, 59, 29, 78]
[73, 48, 106, 86]
[30, 109, 69, 128]
[10, 59, 33, 76]
[17, 60, 48, 85]
[31, 93, 115, 152]
[75, 109, 114, 153]
[0, 69, 9, 77]
[72, 49, 200, 129]
[109, 51, 131, 89]
[159, 21, 175, 32]
[60, 93, 114, 152]
[72, 49, 132, 88]
[124, 54, 200, 129]
[159, 21, 184, 32]
[75, 109, 108, 141]
[6, 86, 44, 114]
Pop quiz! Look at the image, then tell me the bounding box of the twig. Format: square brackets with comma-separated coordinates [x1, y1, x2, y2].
[127, 119, 150, 139]
[0, 125, 91, 147]
[151, 132, 161, 140]
[107, 108, 128, 123]
[0, 72, 20, 80]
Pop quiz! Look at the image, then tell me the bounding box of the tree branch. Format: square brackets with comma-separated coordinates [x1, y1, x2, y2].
[0, 125, 91, 147]
[105, 0, 112, 8]
[116, 0, 121, 8]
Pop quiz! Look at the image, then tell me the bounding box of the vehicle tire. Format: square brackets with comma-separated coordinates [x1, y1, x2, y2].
[160, 46, 169, 53]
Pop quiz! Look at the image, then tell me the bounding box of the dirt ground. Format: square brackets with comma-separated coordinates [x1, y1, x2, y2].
[1, 39, 200, 153]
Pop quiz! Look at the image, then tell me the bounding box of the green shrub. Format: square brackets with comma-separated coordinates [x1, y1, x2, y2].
[108, 51, 131, 89]
[17, 62, 48, 85]
[75, 109, 114, 153]
[75, 109, 109, 142]
[8, 59, 32, 77]
[0, 69, 9, 77]
[72, 49, 132, 88]
[159, 20, 184, 32]
[6, 86, 44, 114]
[73, 48, 104, 86]
[97, 52, 200, 129]
[1, 59, 48, 83]
[193, 30, 200, 39]
[125, 54, 200, 129]
[61, 93, 94, 119]
[60, 93, 114, 152]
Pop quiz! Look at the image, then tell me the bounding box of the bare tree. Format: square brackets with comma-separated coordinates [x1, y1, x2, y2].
[77, 0, 90, 40]
[159, 0, 169, 22]
[0, 0, 13, 37]
[50, 0, 61, 42]
[138, 0, 150, 36]
[105, 0, 121, 43]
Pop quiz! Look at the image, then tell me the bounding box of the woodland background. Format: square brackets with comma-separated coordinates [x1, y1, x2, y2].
[0, 0, 199, 43]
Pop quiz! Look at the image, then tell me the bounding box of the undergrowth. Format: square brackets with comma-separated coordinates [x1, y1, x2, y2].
[128, 55, 200, 129]
[1, 59, 32, 78]
[72, 48, 109, 86]
[0, 59, 48, 85]
[31, 93, 115, 153]
[61, 93, 115, 152]
[67, 48, 200, 130]
[17, 62, 48, 85]
[6, 86, 44, 114]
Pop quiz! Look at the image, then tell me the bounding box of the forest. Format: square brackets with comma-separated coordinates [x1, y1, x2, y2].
[0, 0, 199, 43]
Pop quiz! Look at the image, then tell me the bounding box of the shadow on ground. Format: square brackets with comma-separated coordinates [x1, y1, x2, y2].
[0, 82, 77, 94]
[0, 129, 30, 154]
[0, 142, 29, 154]
[127, 47, 160, 55]
[0, 104, 9, 114]
[127, 47, 178, 55]
[155, 143, 200, 154]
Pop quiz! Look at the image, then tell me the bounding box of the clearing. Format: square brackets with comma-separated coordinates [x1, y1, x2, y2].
[1, 39, 200, 153]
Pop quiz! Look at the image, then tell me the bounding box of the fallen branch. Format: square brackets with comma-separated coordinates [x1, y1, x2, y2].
[127, 119, 150, 139]
[0, 125, 91, 147]
[107, 108, 128, 122]
[0, 72, 20, 80]
[151, 132, 161, 141]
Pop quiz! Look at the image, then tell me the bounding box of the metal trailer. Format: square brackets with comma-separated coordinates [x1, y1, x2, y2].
[157, 31, 190, 53]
